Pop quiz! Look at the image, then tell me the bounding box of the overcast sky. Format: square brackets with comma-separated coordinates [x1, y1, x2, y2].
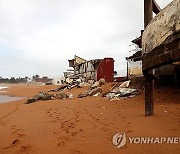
[0, 0, 172, 78]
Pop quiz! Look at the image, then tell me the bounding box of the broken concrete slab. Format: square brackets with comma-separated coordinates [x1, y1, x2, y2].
[48, 84, 68, 92]
[88, 87, 102, 96]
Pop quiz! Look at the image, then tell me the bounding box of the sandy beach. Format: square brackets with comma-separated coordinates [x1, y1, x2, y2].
[0, 84, 179, 154]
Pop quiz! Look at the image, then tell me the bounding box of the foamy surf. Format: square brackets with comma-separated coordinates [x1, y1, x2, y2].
[0, 86, 8, 93]
[0, 86, 8, 90]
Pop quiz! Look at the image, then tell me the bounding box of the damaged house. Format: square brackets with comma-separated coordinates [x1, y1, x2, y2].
[126, 32, 178, 85]
[126, 36, 143, 79]
[67, 55, 114, 83]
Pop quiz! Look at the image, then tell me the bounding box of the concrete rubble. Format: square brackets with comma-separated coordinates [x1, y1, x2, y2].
[25, 91, 74, 104]
[25, 78, 140, 104]
[102, 80, 140, 100]
[78, 87, 102, 98]
[77, 78, 105, 98]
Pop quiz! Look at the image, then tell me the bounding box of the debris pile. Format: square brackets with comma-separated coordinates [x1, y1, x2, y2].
[48, 84, 68, 92]
[102, 80, 140, 100]
[48, 79, 91, 92]
[77, 79, 105, 98]
[78, 87, 102, 98]
[25, 92, 73, 104]
[25, 78, 141, 104]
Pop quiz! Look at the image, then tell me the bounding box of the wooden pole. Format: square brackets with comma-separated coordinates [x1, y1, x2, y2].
[144, 0, 154, 116]
[144, 0, 153, 28]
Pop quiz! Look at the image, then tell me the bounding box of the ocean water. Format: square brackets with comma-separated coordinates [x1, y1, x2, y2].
[0, 86, 8, 90]
[0, 95, 24, 104]
[0, 86, 8, 93]
[0, 86, 24, 103]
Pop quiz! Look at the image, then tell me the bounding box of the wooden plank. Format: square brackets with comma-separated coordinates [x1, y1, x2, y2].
[143, 39, 180, 71]
[144, 0, 153, 28]
[152, 0, 161, 14]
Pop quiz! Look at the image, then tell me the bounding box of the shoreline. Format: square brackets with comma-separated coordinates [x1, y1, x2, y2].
[0, 85, 25, 104]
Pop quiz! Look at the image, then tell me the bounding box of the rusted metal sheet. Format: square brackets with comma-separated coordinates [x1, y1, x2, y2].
[97, 58, 114, 83]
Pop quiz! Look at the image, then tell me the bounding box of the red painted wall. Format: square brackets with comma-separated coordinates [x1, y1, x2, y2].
[97, 58, 114, 83]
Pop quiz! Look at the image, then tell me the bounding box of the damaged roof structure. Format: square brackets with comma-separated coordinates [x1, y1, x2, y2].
[66, 55, 114, 83]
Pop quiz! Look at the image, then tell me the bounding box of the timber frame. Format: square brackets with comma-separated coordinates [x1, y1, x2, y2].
[143, 0, 180, 116]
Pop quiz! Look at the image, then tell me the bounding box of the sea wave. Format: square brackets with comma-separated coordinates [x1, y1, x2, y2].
[0, 86, 8, 90]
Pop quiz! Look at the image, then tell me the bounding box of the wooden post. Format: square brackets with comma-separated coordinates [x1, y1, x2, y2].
[144, 0, 154, 116]
[144, 0, 153, 28]
[144, 72, 154, 116]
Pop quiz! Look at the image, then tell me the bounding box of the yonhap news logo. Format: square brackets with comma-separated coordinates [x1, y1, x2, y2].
[112, 132, 127, 148]
[112, 132, 180, 148]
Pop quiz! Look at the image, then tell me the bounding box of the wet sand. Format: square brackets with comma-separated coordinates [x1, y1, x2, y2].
[0, 95, 25, 104]
[0, 84, 179, 154]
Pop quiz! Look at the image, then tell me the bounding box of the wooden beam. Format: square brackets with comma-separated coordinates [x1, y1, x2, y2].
[144, 73, 154, 116]
[152, 0, 161, 14]
[144, 0, 154, 116]
[143, 37, 180, 72]
[144, 0, 153, 28]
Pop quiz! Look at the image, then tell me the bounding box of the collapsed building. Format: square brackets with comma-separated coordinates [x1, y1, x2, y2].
[66, 55, 114, 83]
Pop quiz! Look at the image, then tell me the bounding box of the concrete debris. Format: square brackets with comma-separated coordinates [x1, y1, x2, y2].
[25, 92, 53, 104]
[78, 92, 88, 98]
[66, 78, 73, 84]
[77, 78, 105, 99]
[119, 80, 131, 88]
[88, 87, 102, 96]
[69, 94, 73, 99]
[25, 91, 73, 104]
[103, 80, 140, 100]
[54, 93, 68, 99]
[78, 87, 102, 98]
[48, 84, 68, 92]
[90, 78, 105, 90]
[99, 78, 106, 86]
[68, 84, 77, 89]
[90, 81, 99, 90]
[93, 92, 100, 97]
[76, 79, 82, 88]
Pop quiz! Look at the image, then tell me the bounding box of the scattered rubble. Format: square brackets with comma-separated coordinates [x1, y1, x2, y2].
[25, 79, 141, 103]
[88, 87, 102, 96]
[78, 87, 102, 98]
[77, 78, 105, 98]
[103, 80, 140, 100]
[25, 91, 73, 104]
[99, 78, 106, 86]
[48, 84, 68, 92]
